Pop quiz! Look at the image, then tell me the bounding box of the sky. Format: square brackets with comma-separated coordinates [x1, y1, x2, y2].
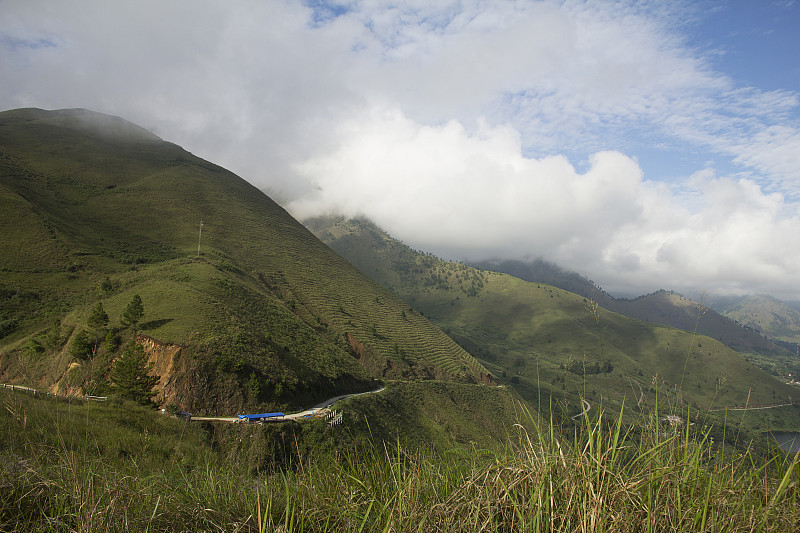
[2, 0, 800, 300]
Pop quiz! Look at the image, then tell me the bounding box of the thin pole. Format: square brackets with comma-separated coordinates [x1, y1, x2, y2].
[197, 220, 203, 256]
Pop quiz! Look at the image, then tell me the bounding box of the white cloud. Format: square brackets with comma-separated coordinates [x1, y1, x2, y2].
[606, 171, 800, 297]
[2, 0, 800, 299]
[289, 106, 800, 299]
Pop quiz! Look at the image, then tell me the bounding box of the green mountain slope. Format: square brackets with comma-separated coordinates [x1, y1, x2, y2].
[715, 294, 800, 345]
[472, 259, 790, 358]
[608, 291, 788, 356]
[0, 108, 493, 415]
[307, 216, 800, 421]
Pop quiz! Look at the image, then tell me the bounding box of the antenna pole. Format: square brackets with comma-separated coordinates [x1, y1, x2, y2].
[197, 220, 203, 256]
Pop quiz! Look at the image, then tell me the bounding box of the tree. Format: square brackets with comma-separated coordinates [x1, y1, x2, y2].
[43, 320, 63, 352]
[88, 302, 109, 332]
[122, 294, 144, 331]
[109, 342, 159, 405]
[98, 276, 113, 294]
[104, 329, 119, 353]
[86, 302, 110, 355]
[70, 330, 92, 360]
[25, 337, 44, 356]
[247, 371, 261, 401]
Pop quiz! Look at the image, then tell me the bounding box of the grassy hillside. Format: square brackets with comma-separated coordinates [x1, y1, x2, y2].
[472, 259, 791, 359]
[609, 291, 789, 357]
[307, 216, 800, 425]
[716, 294, 800, 345]
[0, 108, 493, 415]
[5, 382, 800, 531]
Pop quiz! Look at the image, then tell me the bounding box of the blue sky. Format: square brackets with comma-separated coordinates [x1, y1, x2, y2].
[689, 0, 799, 92]
[1, 0, 799, 299]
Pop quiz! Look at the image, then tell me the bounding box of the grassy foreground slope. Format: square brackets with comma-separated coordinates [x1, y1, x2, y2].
[5, 382, 800, 532]
[307, 216, 800, 424]
[0, 108, 493, 414]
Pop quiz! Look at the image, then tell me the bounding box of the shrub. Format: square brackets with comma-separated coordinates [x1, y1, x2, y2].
[69, 330, 92, 360]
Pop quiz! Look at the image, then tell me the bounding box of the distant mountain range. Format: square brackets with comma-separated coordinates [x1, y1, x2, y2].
[471, 259, 798, 356]
[709, 294, 800, 346]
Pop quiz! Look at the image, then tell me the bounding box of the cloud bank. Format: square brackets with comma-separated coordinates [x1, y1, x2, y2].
[289, 107, 800, 298]
[2, 0, 799, 299]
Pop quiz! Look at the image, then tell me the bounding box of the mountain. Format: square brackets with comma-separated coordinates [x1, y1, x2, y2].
[472, 260, 791, 359]
[472, 258, 612, 306]
[0, 108, 494, 417]
[307, 215, 800, 426]
[713, 294, 800, 346]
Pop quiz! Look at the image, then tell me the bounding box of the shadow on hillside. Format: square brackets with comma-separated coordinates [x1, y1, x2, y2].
[140, 318, 173, 330]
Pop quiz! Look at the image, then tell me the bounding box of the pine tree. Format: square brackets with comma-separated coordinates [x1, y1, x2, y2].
[70, 329, 92, 360]
[43, 320, 63, 352]
[104, 329, 119, 353]
[88, 302, 109, 333]
[85, 302, 110, 355]
[99, 276, 113, 294]
[109, 342, 159, 405]
[247, 371, 261, 401]
[122, 294, 144, 331]
[86, 302, 108, 342]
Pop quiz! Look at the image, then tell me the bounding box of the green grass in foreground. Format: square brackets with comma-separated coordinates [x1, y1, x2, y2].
[2, 388, 800, 532]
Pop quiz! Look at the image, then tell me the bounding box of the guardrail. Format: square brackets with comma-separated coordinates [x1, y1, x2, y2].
[1, 383, 52, 396]
[1, 383, 106, 401]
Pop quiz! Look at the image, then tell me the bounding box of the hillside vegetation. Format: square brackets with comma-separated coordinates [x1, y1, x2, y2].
[307, 216, 800, 431]
[472, 259, 792, 359]
[0, 108, 493, 415]
[4, 109, 800, 530]
[4, 384, 800, 532]
[716, 294, 800, 345]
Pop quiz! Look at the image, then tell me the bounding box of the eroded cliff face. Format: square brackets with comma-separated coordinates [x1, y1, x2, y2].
[29, 332, 379, 414]
[136, 335, 247, 414]
[137, 335, 187, 408]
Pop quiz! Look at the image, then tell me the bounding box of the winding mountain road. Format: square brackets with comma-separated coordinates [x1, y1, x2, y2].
[708, 402, 794, 413]
[571, 399, 592, 421]
[1, 381, 385, 423]
[191, 386, 387, 423]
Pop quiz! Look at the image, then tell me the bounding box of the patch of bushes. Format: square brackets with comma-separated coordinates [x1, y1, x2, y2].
[563, 357, 613, 375]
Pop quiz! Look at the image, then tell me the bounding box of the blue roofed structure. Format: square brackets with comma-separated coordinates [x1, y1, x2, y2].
[237, 412, 285, 422]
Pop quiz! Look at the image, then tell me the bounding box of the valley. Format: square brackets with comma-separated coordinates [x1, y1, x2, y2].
[306, 215, 800, 434]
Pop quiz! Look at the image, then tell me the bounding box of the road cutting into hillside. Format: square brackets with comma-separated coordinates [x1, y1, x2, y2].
[191, 385, 386, 423]
[708, 402, 795, 413]
[1, 382, 386, 423]
[571, 399, 591, 420]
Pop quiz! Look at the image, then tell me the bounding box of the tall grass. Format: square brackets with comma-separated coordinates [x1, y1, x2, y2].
[3, 388, 799, 532]
[269, 406, 799, 532]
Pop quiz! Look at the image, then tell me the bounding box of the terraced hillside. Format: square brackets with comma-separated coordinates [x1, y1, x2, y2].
[307, 216, 800, 426]
[0, 108, 493, 414]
